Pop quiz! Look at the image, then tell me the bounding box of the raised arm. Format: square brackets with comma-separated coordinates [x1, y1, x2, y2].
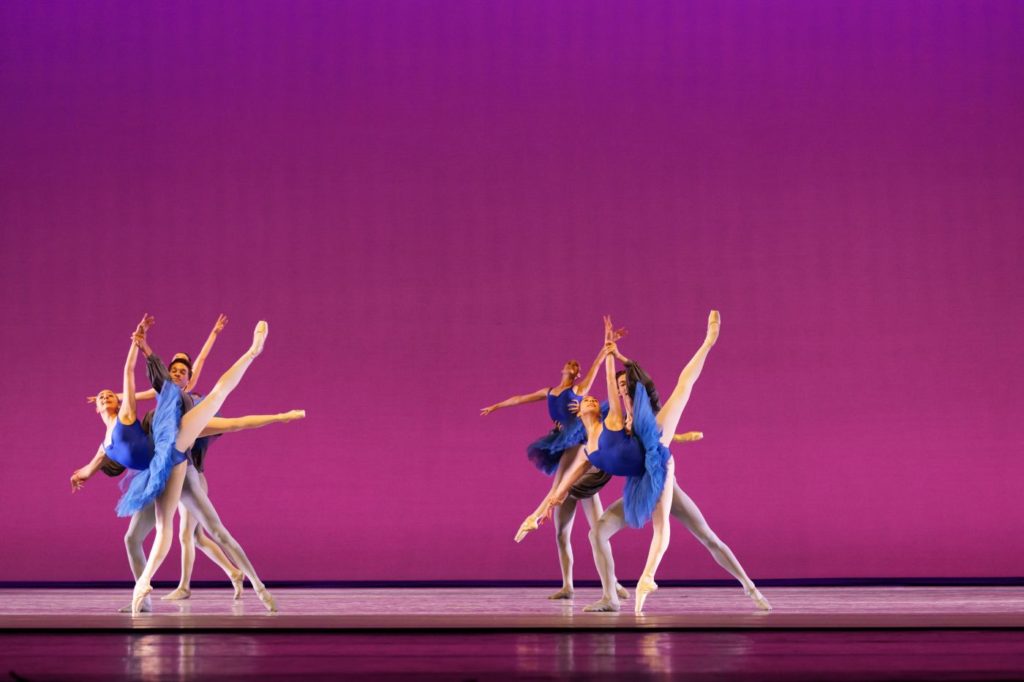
[120, 317, 152, 423]
[603, 349, 623, 427]
[480, 387, 548, 416]
[86, 387, 156, 404]
[574, 345, 607, 396]
[186, 313, 227, 392]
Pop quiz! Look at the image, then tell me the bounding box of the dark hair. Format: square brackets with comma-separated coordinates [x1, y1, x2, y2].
[169, 357, 193, 377]
[619, 365, 662, 413]
[99, 455, 126, 477]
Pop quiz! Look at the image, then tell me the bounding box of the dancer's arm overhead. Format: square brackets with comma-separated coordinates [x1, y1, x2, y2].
[480, 387, 548, 416]
[186, 314, 227, 392]
[121, 314, 154, 424]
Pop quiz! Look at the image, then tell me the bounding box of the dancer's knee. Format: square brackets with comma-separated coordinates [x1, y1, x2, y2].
[123, 529, 143, 551]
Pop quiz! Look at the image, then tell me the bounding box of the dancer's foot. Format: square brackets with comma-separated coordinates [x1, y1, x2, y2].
[634, 576, 658, 615]
[256, 587, 278, 613]
[705, 310, 721, 347]
[161, 586, 191, 601]
[280, 410, 306, 422]
[231, 570, 245, 600]
[673, 431, 704, 443]
[118, 596, 151, 613]
[131, 582, 153, 616]
[746, 587, 772, 611]
[514, 515, 540, 543]
[548, 587, 574, 600]
[616, 583, 630, 600]
[249, 321, 268, 358]
[583, 597, 621, 612]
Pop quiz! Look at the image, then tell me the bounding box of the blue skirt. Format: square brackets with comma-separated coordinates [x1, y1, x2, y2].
[115, 383, 187, 517]
[526, 402, 610, 476]
[621, 384, 671, 528]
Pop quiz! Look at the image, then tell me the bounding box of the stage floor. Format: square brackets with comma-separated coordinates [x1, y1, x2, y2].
[3, 585, 1024, 631]
[3, 587, 1024, 680]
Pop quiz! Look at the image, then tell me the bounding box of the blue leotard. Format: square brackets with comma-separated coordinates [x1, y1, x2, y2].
[584, 383, 670, 528]
[105, 420, 155, 471]
[105, 382, 187, 517]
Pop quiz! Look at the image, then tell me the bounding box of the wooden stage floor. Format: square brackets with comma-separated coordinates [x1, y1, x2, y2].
[2, 586, 1024, 631]
[2, 587, 1024, 680]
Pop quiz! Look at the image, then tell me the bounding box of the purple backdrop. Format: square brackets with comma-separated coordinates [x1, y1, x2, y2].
[1, 1, 1022, 582]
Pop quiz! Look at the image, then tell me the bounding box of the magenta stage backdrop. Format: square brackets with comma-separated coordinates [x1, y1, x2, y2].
[1, 1, 1022, 583]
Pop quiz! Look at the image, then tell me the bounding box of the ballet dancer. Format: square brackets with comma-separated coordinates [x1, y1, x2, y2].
[72, 314, 301, 614]
[516, 312, 721, 614]
[573, 345, 770, 612]
[89, 315, 246, 604]
[137, 317, 244, 601]
[481, 325, 629, 601]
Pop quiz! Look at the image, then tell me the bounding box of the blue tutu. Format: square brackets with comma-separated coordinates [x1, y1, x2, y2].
[621, 384, 671, 528]
[115, 382, 187, 517]
[526, 401, 609, 475]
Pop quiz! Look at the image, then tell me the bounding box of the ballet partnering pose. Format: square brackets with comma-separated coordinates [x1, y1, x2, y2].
[481, 328, 629, 600]
[575, 347, 770, 612]
[88, 315, 247, 605]
[72, 315, 301, 614]
[516, 311, 722, 614]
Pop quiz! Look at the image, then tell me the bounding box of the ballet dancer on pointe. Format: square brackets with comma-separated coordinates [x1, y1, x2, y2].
[88, 314, 247, 605]
[516, 312, 721, 614]
[72, 314, 302, 614]
[481, 325, 630, 601]
[565, 341, 770, 612]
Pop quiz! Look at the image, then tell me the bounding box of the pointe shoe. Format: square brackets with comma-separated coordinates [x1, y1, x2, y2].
[616, 583, 630, 600]
[673, 431, 704, 443]
[256, 587, 278, 613]
[547, 587, 574, 600]
[706, 310, 721, 346]
[231, 571, 245, 600]
[131, 582, 153, 616]
[250, 321, 269, 357]
[514, 515, 540, 543]
[282, 410, 306, 422]
[634, 576, 658, 615]
[746, 587, 772, 611]
[161, 587, 191, 601]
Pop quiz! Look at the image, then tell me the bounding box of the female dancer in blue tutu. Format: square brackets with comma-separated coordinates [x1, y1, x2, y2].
[74, 314, 296, 614]
[516, 311, 722, 614]
[481, 325, 626, 600]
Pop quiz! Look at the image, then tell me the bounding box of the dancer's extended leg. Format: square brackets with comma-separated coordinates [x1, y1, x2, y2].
[131, 461, 188, 614]
[198, 411, 305, 438]
[655, 311, 719, 447]
[672, 483, 770, 610]
[119, 506, 155, 613]
[175, 322, 268, 453]
[177, 466, 277, 612]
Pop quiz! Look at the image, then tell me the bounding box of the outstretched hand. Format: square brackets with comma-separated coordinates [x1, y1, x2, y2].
[480, 405, 498, 416]
[70, 468, 90, 492]
[212, 313, 228, 334]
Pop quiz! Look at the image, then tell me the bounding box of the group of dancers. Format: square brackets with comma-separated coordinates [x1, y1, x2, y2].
[71, 310, 763, 617]
[71, 314, 304, 615]
[482, 312, 771, 614]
